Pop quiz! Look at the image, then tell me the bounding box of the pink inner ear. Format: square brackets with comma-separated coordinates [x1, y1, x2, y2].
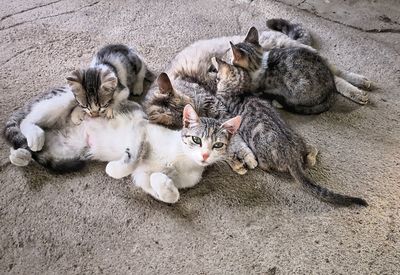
[222, 116, 241, 135]
[183, 104, 199, 127]
[157, 73, 173, 94]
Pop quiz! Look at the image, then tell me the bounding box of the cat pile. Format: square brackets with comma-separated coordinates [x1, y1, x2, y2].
[4, 19, 371, 206]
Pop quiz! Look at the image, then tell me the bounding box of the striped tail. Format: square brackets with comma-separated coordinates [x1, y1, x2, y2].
[267, 18, 313, 46]
[288, 161, 368, 207]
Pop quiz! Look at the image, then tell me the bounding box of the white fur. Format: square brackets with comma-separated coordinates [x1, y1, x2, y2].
[105, 122, 207, 203]
[9, 148, 32, 166]
[20, 89, 76, 151]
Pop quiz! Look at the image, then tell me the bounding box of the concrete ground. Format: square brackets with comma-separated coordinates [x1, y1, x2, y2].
[1, 0, 399, 274]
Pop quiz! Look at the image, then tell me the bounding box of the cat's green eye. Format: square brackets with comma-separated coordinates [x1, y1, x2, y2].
[213, 142, 224, 149]
[192, 136, 202, 146]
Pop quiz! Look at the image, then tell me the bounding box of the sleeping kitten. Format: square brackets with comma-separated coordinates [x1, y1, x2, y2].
[230, 25, 371, 107]
[106, 104, 241, 203]
[212, 58, 368, 206]
[144, 73, 258, 175]
[69, 44, 147, 122]
[228, 27, 336, 114]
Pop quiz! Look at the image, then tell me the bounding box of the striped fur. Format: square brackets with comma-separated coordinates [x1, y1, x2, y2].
[214, 58, 367, 207]
[230, 27, 336, 115]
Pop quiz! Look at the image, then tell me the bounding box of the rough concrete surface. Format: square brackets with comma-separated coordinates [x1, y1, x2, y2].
[0, 0, 399, 274]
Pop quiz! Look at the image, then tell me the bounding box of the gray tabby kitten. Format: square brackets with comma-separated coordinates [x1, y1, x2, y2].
[144, 73, 257, 175]
[212, 57, 368, 206]
[4, 44, 147, 172]
[230, 26, 371, 112]
[69, 44, 147, 122]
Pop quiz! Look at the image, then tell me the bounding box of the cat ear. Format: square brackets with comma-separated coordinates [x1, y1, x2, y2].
[211, 57, 230, 72]
[100, 69, 118, 92]
[66, 70, 84, 87]
[183, 104, 200, 128]
[221, 116, 241, 135]
[244, 27, 260, 46]
[230, 42, 244, 61]
[157, 73, 173, 95]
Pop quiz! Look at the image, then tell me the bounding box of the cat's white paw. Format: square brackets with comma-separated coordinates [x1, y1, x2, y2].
[106, 108, 114, 119]
[353, 90, 369, 105]
[132, 82, 144, 95]
[9, 148, 32, 166]
[272, 100, 284, 109]
[150, 173, 179, 204]
[26, 125, 45, 151]
[244, 153, 258, 169]
[71, 107, 86, 125]
[106, 161, 127, 179]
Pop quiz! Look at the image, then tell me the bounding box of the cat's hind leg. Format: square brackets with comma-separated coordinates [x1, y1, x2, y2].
[9, 148, 32, 166]
[20, 123, 45, 152]
[106, 148, 139, 179]
[132, 63, 146, 96]
[334, 76, 369, 105]
[335, 70, 373, 90]
[150, 172, 180, 203]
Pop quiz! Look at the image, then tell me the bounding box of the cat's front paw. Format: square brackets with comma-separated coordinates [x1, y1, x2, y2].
[106, 108, 114, 119]
[26, 125, 45, 151]
[150, 173, 179, 203]
[228, 159, 248, 175]
[106, 161, 128, 179]
[244, 153, 258, 170]
[9, 148, 32, 166]
[71, 108, 86, 125]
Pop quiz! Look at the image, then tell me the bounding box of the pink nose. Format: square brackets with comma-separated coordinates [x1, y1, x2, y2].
[202, 153, 209, 161]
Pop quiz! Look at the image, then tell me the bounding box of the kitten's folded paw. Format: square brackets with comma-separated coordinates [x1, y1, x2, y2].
[306, 146, 318, 168]
[244, 153, 258, 170]
[150, 173, 179, 203]
[106, 108, 114, 119]
[9, 148, 32, 166]
[106, 161, 128, 179]
[26, 125, 45, 151]
[272, 100, 284, 109]
[71, 108, 85, 125]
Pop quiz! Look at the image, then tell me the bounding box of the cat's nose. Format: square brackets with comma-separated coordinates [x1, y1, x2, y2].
[90, 111, 99, 117]
[202, 153, 209, 161]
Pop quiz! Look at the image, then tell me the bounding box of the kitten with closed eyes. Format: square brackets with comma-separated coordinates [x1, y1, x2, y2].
[212, 57, 368, 207]
[68, 44, 147, 122]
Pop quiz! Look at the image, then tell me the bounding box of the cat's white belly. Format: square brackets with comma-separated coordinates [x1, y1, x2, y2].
[84, 114, 145, 161]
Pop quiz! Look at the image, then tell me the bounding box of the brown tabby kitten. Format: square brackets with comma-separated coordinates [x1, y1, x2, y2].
[212, 57, 367, 206]
[144, 73, 258, 175]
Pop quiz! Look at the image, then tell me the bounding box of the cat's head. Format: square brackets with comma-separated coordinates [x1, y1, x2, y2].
[230, 27, 263, 72]
[211, 57, 252, 95]
[181, 104, 241, 166]
[144, 73, 193, 129]
[67, 68, 118, 117]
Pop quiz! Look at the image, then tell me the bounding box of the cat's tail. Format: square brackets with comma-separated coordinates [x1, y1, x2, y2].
[32, 153, 86, 174]
[267, 18, 313, 46]
[3, 110, 29, 150]
[288, 161, 368, 207]
[272, 91, 335, 115]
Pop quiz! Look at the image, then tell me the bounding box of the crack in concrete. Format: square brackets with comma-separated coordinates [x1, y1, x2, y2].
[1, 37, 65, 67]
[0, 1, 100, 31]
[1, 45, 37, 66]
[272, 0, 400, 34]
[0, 0, 64, 22]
